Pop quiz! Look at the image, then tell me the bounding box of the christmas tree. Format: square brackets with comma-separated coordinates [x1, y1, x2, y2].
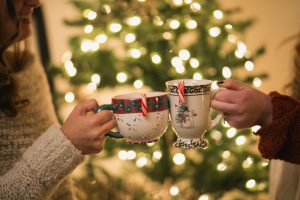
[49, 0, 269, 199]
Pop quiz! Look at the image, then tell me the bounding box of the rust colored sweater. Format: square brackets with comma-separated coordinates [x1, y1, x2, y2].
[254, 91, 300, 164]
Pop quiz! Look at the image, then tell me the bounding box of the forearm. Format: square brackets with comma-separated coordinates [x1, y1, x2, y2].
[0, 124, 84, 200]
[254, 92, 300, 164]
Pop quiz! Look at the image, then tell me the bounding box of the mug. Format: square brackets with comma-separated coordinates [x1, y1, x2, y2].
[166, 79, 223, 149]
[96, 92, 169, 144]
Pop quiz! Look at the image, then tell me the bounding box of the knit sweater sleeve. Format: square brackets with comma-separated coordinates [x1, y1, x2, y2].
[0, 124, 85, 200]
[254, 91, 300, 164]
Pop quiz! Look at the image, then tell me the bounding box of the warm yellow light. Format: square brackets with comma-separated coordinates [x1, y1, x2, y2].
[116, 72, 128, 83]
[209, 27, 221, 37]
[173, 153, 186, 165]
[190, 2, 201, 12]
[246, 179, 256, 189]
[225, 24, 233, 30]
[186, 19, 197, 29]
[169, 19, 180, 29]
[162, 32, 173, 40]
[173, 0, 183, 6]
[84, 25, 94, 34]
[153, 16, 164, 26]
[213, 10, 223, 19]
[193, 72, 203, 80]
[133, 80, 143, 89]
[125, 33, 136, 43]
[127, 150, 137, 160]
[151, 53, 162, 64]
[226, 128, 237, 138]
[222, 66, 232, 78]
[222, 120, 230, 128]
[95, 34, 107, 44]
[251, 125, 261, 132]
[175, 65, 186, 74]
[190, 58, 200, 68]
[242, 157, 253, 168]
[222, 151, 231, 159]
[184, 0, 192, 4]
[170, 186, 180, 196]
[65, 92, 75, 103]
[129, 49, 142, 59]
[153, 151, 162, 161]
[91, 73, 101, 85]
[179, 49, 190, 61]
[81, 39, 100, 52]
[171, 57, 183, 68]
[211, 130, 222, 141]
[83, 9, 97, 20]
[64, 61, 77, 77]
[136, 157, 148, 168]
[235, 135, 246, 145]
[217, 162, 227, 171]
[253, 77, 262, 88]
[118, 150, 128, 160]
[126, 16, 142, 26]
[245, 61, 254, 71]
[227, 34, 236, 43]
[199, 194, 210, 200]
[110, 23, 122, 33]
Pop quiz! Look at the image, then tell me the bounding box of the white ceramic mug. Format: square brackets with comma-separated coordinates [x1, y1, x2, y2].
[166, 79, 223, 149]
[96, 92, 169, 144]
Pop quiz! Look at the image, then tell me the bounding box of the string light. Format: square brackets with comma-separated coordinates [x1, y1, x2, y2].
[118, 150, 128, 160]
[136, 157, 148, 168]
[170, 186, 179, 196]
[129, 48, 142, 58]
[173, 153, 186, 165]
[253, 77, 262, 87]
[245, 60, 254, 71]
[109, 23, 122, 33]
[162, 32, 173, 40]
[190, 58, 200, 68]
[151, 53, 162, 64]
[217, 162, 227, 171]
[91, 73, 101, 85]
[169, 19, 180, 29]
[65, 92, 75, 103]
[153, 151, 162, 162]
[222, 66, 232, 78]
[184, 0, 192, 4]
[251, 125, 261, 133]
[81, 39, 99, 52]
[235, 135, 246, 145]
[245, 179, 256, 189]
[179, 49, 190, 61]
[95, 34, 108, 44]
[211, 81, 219, 90]
[209, 27, 221, 37]
[171, 57, 183, 68]
[83, 9, 97, 20]
[153, 16, 164, 26]
[222, 120, 230, 128]
[227, 34, 236, 43]
[103, 5, 111, 14]
[127, 150, 137, 160]
[235, 41, 247, 58]
[133, 80, 144, 89]
[242, 157, 253, 168]
[116, 72, 128, 83]
[64, 61, 77, 77]
[225, 24, 233, 30]
[173, 0, 183, 6]
[84, 25, 94, 34]
[226, 128, 237, 138]
[186, 19, 197, 29]
[199, 194, 210, 200]
[211, 130, 222, 141]
[125, 33, 136, 43]
[126, 16, 142, 26]
[61, 51, 72, 62]
[193, 72, 203, 80]
[190, 2, 201, 12]
[213, 10, 223, 19]
[222, 151, 231, 159]
[175, 65, 186, 74]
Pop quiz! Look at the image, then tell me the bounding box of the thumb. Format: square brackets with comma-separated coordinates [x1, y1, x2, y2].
[73, 99, 99, 115]
[217, 79, 243, 90]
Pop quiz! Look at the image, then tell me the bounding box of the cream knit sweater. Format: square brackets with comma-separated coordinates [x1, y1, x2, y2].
[0, 56, 84, 200]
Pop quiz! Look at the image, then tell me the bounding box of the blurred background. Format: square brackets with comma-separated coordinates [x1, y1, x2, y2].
[32, 0, 300, 199]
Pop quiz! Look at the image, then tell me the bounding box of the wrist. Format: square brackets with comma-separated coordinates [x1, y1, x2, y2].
[258, 94, 273, 126]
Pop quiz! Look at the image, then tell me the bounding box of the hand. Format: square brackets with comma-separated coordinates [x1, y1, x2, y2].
[211, 79, 273, 129]
[61, 99, 116, 155]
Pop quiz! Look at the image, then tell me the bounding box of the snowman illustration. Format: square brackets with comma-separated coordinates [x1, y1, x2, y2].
[175, 104, 197, 128]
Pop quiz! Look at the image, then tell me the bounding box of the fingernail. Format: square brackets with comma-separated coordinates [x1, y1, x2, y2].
[217, 80, 224, 86]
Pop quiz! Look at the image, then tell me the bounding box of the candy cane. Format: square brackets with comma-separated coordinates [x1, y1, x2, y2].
[141, 93, 147, 117]
[178, 81, 185, 104]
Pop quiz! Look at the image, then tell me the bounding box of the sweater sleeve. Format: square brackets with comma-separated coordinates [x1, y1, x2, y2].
[254, 91, 300, 164]
[0, 124, 85, 200]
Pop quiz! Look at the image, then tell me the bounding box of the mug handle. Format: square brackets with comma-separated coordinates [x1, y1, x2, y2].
[207, 88, 223, 130]
[96, 104, 124, 139]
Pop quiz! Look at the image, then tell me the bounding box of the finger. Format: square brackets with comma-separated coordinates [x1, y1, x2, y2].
[91, 110, 114, 125]
[74, 99, 99, 115]
[218, 79, 243, 90]
[213, 89, 241, 103]
[98, 119, 117, 136]
[211, 100, 238, 114]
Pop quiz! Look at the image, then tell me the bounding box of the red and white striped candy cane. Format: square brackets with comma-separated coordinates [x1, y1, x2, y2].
[178, 81, 185, 104]
[141, 93, 147, 117]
